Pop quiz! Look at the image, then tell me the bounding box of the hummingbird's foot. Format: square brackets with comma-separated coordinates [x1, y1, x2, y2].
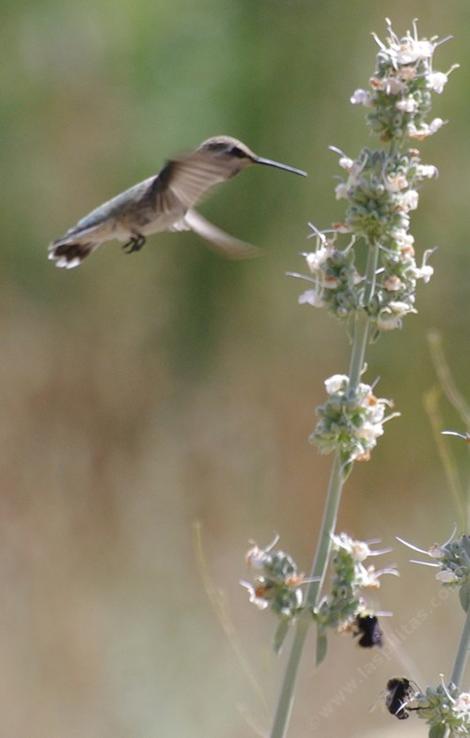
[122, 234, 146, 254]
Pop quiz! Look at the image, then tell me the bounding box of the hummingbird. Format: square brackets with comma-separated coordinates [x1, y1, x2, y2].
[48, 135, 307, 269]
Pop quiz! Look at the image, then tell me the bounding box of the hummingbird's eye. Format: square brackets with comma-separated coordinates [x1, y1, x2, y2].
[229, 146, 246, 158]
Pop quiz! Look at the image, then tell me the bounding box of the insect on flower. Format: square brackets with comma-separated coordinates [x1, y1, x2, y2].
[353, 614, 383, 648]
[385, 677, 418, 719]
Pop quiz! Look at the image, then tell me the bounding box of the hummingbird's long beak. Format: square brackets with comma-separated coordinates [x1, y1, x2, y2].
[254, 156, 307, 177]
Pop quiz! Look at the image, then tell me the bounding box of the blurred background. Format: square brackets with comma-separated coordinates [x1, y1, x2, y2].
[1, 0, 469, 736]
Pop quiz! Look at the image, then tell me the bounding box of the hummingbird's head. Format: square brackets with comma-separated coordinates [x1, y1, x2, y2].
[198, 136, 258, 173]
[198, 136, 307, 177]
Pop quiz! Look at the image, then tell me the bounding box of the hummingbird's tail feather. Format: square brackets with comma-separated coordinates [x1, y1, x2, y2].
[48, 238, 97, 269]
[184, 209, 261, 260]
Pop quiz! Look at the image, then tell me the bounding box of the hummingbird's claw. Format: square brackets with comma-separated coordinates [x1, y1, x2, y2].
[122, 234, 146, 254]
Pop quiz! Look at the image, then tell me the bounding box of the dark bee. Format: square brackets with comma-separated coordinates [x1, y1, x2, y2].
[385, 677, 415, 719]
[353, 614, 384, 648]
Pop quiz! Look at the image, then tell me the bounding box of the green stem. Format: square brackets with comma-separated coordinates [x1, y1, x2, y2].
[349, 241, 380, 392]
[348, 310, 370, 393]
[450, 606, 470, 688]
[270, 454, 343, 738]
[269, 241, 380, 738]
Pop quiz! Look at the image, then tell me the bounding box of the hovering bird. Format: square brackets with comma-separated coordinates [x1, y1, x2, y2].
[49, 135, 307, 269]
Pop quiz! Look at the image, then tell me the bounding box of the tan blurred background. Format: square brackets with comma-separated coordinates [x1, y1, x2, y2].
[1, 0, 469, 736]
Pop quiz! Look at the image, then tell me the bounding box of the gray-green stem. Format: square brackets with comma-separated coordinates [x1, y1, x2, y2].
[270, 241, 380, 738]
[349, 241, 380, 392]
[450, 606, 470, 688]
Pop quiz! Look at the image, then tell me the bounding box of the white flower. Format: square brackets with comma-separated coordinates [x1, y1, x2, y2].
[371, 404, 390, 425]
[435, 569, 460, 584]
[350, 540, 372, 562]
[396, 37, 434, 65]
[399, 189, 419, 211]
[350, 88, 372, 106]
[414, 249, 435, 283]
[454, 692, 470, 716]
[426, 71, 449, 94]
[399, 66, 417, 81]
[356, 382, 372, 401]
[408, 118, 445, 140]
[397, 213, 411, 232]
[387, 173, 409, 192]
[357, 563, 399, 588]
[339, 156, 355, 171]
[383, 77, 406, 95]
[416, 164, 439, 179]
[356, 564, 382, 589]
[305, 247, 330, 272]
[377, 301, 417, 331]
[407, 123, 427, 140]
[240, 581, 270, 609]
[332, 533, 372, 562]
[391, 229, 415, 250]
[429, 117, 445, 134]
[335, 182, 349, 200]
[369, 72, 407, 94]
[389, 300, 416, 314]
[298, 289, 325, 308]
[414, 264, 434, 283]
[324, 374, 348, 395]
[384, 275, 403, 291]
[331, 532, 352, 550]
[356, 421, 384, 443]
[396, 97, 418, 113]
[245, 545, 267, 569]
[428, 544, 445, 559]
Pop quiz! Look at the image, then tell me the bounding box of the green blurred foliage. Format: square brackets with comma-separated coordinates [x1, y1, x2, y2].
[0, 1, 469, 736]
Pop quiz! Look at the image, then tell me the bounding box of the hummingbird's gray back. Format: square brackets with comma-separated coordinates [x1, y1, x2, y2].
[69, 176, 159, 237]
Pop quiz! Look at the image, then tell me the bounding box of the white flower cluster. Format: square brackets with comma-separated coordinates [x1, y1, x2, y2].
[292, 22, 454, 332]
[334, 146, 438, 331]
[399, 533, 470, 589]
[295, 144, 438, 331]
[455, 691, 470, 718]
[413, 681, 470, 736]
[314, 532, 398, 642]
[312, 374, 399, 464]
[332, 532, 373, 562]
[332, 532, 399, 589]
[241, 537, 306, 619]
[296, 228, 362, 319]
[351, 18, 458, 142]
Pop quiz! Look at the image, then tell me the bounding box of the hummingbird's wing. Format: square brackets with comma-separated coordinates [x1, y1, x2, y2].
[154, 152, 240, 213]
[154, 153, 260, 258]
[183, 209, 260, 260]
